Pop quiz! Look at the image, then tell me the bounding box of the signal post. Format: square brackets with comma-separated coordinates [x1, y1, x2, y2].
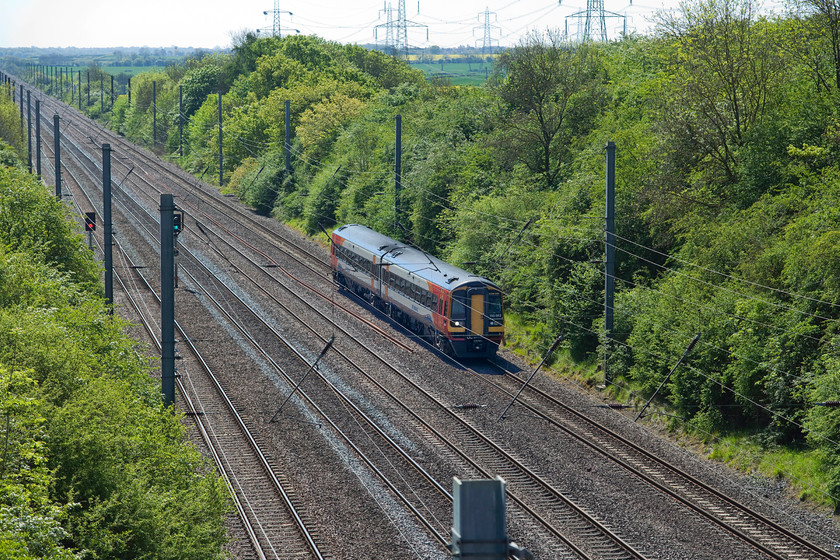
[160, 194, 176, 408]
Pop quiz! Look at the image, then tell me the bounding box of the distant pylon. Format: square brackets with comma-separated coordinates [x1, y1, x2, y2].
[565, 0, 626, 42]
[259, 1, 299, 38]
[375, 0, 427, 58]
[585, 0, 608, 41]
[474, 7, 500, 54]
[397, 0, 408, 56]
[386, 3, 395, 53]
[374, 2, 398, 55]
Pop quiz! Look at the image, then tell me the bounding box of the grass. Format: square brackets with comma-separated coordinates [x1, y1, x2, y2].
[410, 62, 493, 86]
[101, 66, 168, 77]
[708, 436, 835, 507]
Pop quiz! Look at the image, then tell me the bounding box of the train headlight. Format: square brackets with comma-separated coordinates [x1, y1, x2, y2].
[453, 321, 463, 327]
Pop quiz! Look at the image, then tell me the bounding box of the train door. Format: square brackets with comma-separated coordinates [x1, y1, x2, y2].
[377, 261, 388, 299]
[467, 288, 486, 337]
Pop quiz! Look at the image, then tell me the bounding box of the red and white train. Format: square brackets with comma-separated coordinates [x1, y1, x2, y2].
[330, 224, 504, 358]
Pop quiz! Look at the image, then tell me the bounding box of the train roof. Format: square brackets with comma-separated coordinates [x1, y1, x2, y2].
[333, 224, 498, 291]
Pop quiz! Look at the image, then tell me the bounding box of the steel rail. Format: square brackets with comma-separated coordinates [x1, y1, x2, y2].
[31, 102, 326, 560]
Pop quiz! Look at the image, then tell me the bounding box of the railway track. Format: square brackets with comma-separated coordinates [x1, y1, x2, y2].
[472, 360, 839, 560]
[23, 82, 648, 558]
[14, 75, 840, 559]
[25, 85, 460, 558]
[29, 103, 330, 560]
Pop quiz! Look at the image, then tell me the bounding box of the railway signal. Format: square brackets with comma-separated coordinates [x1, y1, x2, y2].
[84, 212, 96, 249]
[173, 213, 183, 235]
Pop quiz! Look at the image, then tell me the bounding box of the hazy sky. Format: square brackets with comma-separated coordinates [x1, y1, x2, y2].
[0, 0, 686, 49]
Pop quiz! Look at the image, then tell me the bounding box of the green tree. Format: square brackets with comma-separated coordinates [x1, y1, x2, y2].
[492, 31, 606, 190]
[654, 0, 785, 203]
[181, 63, 223, 118]
[791, 0, 840, 93]
[0, 94, 23, 157]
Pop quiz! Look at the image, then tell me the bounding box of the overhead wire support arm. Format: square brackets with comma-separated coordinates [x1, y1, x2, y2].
[498, 335, 564, 422]
[270, 336, 335, 423]
[635, 334, 700, 422]
[497, 217, 533, 263]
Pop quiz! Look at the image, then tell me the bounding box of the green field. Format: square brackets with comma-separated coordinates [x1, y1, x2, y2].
[100, 65, 168, 77]
[410, 62, 493, 86]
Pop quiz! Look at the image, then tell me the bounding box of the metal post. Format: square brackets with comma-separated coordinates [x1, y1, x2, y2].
[285, 99, 291, 175]
[178, 85, 183, 157]
[19, 85, 23, 139]
[127, 77, 131, 108]
[218, 91, 223, 186]
[604, 141, 615, 386]
[110, 75, 114, 108]
[26, 90, 31, 173]
[102, 144, 113, 309]
[160, 193, 176, 407]
[86, 71, 90, 109]
[395, 114, 401, 229]
[35, 99, 41, 177]
[153, 81, 157, 145]
[54, 115, 61, 198]
[100, 73, 103, 113]
[78, 71, 81, 110]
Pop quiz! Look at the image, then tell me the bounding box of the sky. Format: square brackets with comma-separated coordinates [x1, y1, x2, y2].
[0, 0, 690, 50]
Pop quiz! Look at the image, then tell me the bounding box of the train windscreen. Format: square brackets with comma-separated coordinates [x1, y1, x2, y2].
[451, 293, 467, 325]
[487, 292, 503, 320]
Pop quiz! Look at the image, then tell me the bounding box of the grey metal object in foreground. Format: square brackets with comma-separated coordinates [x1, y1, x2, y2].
[450, 477, 532, 560]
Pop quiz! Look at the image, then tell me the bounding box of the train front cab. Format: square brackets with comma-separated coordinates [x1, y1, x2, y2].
[446, 283, 504, 358]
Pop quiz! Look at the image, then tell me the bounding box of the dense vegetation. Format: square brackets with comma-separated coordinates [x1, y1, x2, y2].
[0, 94, 228, 558]
[10, 0, 840, 508]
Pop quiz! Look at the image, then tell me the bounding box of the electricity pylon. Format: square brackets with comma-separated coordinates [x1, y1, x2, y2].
[474, 7, 500, 54]
[374, 0, 428, 58]
[258, 1, 299, 38]
[375, 2, 398, 55]
[565, 0, 626, 42]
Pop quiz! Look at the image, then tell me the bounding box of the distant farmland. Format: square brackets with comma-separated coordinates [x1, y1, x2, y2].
[410, 61, 493, 86]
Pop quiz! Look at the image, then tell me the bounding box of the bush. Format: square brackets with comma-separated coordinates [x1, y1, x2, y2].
[0, 154, 230, 558]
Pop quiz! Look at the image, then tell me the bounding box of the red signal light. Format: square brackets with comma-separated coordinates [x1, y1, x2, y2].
[84, 212, 96, 232]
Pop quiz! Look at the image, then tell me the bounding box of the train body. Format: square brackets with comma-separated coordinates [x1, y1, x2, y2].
[330, 224, 504, 359]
